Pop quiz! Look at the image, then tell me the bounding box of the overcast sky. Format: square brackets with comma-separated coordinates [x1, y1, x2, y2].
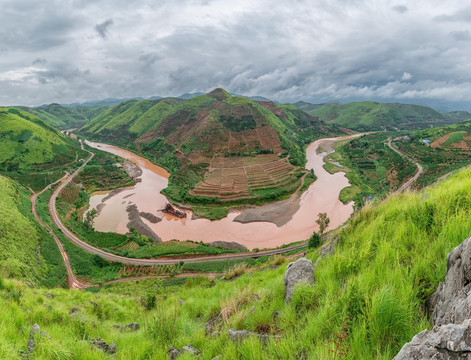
[1, 0, 471, 109]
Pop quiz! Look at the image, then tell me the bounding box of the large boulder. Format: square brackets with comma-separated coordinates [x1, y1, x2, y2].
[393, 319, 471, 359]
[284, 257, 314, 302]
[394, 237, 471, 359]
[429, 237, 471, 326]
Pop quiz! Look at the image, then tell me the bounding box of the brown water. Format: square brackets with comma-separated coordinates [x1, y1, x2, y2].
[86, 135, 360, 250]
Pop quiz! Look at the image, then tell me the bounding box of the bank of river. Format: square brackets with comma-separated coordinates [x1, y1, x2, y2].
[86, 134, 361, 250]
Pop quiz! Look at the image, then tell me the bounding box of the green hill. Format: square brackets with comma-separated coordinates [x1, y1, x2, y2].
[19, 103, 107, 129]
[303, 101, 455, 131]
[1, 160, 471, 359]
[0, 175, 66, 286]
[80, 89, 341, 216]
[0, 107, 87, 190]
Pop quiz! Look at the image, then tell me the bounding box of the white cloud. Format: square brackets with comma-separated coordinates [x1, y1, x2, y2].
[401, 72, 412, 81]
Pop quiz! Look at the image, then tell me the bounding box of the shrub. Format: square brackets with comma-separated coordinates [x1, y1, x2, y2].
[308, 232, 321, 249]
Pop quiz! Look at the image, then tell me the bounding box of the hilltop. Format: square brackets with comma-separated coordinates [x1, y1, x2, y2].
[0, 107, 88, 190]
[80, 88, 342, 217]
[19, 103, 107, 129]
[299, 101, 456, 131]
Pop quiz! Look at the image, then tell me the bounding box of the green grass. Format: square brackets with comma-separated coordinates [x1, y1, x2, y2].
[0, 175, 67, 287]
[443, 131, 465, 146]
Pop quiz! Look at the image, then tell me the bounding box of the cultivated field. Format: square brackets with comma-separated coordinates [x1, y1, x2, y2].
[431, 131, 471, 150]
[189, 154, 299, 201]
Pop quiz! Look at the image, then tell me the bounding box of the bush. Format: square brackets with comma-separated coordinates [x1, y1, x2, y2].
[308, 232, 321, 249]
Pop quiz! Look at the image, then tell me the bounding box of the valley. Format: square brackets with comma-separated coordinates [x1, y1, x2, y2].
[82, 134, 361, 250]
[2, 92, 471, 360]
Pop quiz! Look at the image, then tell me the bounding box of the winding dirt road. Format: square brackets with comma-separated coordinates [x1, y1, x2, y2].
[30, 175, 90, 289]
[387, 138, 424, 193]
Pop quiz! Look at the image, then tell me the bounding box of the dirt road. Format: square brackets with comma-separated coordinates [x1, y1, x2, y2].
[387, 139, 423, 193]
[30, 175, 90, 289]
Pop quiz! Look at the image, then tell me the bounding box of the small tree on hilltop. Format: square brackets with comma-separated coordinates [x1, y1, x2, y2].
[316, 212, 330, 235]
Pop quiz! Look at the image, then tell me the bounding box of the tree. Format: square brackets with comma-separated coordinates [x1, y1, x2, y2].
[308, 232, 321, 249]
[316, 212, 330, 235]
[84, 208, 98, 229]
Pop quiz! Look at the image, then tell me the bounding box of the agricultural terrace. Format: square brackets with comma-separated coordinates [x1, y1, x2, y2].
[189, 154, 300, 201]
[431, 131, 471, 150]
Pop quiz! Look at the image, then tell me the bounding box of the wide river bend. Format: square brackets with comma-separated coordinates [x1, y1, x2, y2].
[86, 134, 361, 250]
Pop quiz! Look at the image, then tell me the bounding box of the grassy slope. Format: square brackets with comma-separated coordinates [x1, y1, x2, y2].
[1, 167, 471, 358]
[309, 101, 453, 131]
[21, 104, 108, 129]
[0, 175, 66, 287]
[0, 108, 70, 169]
[0, 107, 88, 191]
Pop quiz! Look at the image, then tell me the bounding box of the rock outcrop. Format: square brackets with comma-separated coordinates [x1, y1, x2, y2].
[429, 237, 471, 326]
[394, 319, 471, 359]
[284, 257, 314, 302]
[91, 337, 118, 354]
[228, 329, 277, 344]
[394, 237, 471, 359]
[113, 322, 140, 332]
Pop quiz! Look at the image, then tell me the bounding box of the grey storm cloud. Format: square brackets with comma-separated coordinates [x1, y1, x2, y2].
[95, 19, 114, 39]
[391, 5, 408, 14]
[1, 0, 471, 110]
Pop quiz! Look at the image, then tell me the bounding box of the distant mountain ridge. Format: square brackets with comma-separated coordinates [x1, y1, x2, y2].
[296, 101, 459, 131]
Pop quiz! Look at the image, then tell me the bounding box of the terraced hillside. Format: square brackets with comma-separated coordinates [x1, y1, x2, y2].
[0, 107, 88, 190]
[300, 101, 456, 131]
[80, 88, 341, 207]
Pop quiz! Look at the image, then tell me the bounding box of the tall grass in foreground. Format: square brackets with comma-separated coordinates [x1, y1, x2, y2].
[1, 168, 471, 359]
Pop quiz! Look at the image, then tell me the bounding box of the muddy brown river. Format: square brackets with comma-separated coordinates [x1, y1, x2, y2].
[86, 134, 361, 250]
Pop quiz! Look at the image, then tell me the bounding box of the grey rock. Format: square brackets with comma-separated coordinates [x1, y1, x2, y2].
[91, 337, 117, 354]
[430, 237, 471, 326]
[69, 307, 81, 314]
[181, 345, 200, 355]
[168, 347, 180, 360]
[168, 344, 200, 359]
[178, 299, 185, 306]
[26, 324, 40, 355]
[228, 329, 276, 344]
[113, 322, 140, 332]
[393, 319, 471, 359]
[284, 257, 314, 302]
[205, 312, 224, 336]
[271, 310, 281, 320]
